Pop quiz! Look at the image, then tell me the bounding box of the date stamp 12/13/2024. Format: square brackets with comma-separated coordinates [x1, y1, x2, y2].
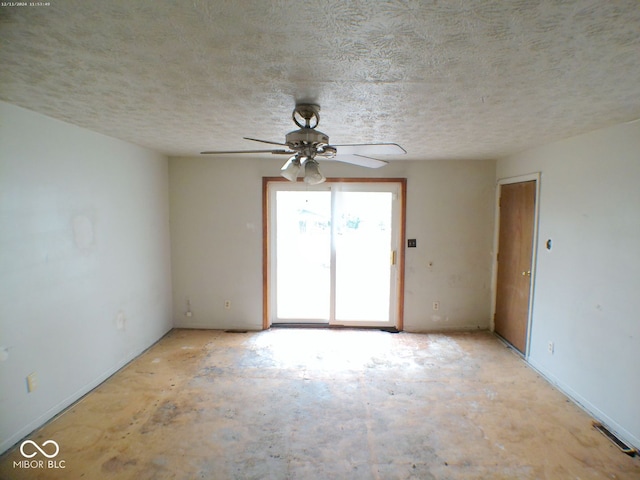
[1, 2, 51, 7]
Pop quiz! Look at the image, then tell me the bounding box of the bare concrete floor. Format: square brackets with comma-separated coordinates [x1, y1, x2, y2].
[1, 329, 638, 479]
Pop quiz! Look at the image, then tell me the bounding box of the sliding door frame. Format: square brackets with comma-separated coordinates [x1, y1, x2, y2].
[262, 177, 407, 330]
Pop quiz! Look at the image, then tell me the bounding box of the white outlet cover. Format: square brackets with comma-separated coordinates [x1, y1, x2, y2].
[27, 372, 38, 392]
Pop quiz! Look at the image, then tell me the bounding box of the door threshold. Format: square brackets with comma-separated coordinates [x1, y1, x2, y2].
[271, 323, 400, 332]
[271, 323, 330, 329]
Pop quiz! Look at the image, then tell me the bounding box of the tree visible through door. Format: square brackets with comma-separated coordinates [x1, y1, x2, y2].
[495, 181, 536, 354]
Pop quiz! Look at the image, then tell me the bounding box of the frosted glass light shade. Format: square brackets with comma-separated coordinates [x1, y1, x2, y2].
[303, 159, 325, 185]
[280, 156, 301, 181]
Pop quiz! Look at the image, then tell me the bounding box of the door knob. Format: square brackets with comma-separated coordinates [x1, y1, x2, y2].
[521, 271, 531, 276]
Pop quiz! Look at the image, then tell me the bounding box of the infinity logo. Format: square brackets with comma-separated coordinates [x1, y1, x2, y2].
[19, 440, 60, 459]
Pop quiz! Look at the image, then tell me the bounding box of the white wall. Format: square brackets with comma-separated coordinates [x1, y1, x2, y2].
[497, 120, 640, 449]
[0, 102, 173, 453]
[169, 157, 496, 332]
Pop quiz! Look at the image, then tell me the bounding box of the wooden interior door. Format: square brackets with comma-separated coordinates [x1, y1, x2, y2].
[494, 180, 536, 353]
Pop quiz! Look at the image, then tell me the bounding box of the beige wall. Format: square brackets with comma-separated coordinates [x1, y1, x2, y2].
[0, 102, 173, 453]
[497, 119, 640, 449]
[169, 157, 496, 332]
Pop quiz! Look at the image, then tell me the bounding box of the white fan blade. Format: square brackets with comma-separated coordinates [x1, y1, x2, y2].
[330, 154, 389, 168]
[201, 149, 292, 155]
[244, 137, 288, 146]
[332, 143, 406, 156]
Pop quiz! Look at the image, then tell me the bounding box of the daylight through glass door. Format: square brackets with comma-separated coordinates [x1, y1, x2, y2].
[275, 190, 331, 321]
[269, 182, 401, 327]
[334, 190, 393, 323]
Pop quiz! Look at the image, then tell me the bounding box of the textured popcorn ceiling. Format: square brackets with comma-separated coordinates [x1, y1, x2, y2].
[1, 0, 639, 160]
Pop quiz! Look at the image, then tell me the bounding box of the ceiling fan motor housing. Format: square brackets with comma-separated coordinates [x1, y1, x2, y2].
[285, 128, 329, 149]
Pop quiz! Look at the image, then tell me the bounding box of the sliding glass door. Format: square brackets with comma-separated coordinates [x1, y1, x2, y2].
[269, 181, 402, 328]
[274, 189, 331, 322]
[334, 189, 395, 324]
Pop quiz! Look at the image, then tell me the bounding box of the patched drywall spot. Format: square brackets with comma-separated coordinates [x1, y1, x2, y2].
[116, 311, 126, 330]
[72, 214, 94, 250]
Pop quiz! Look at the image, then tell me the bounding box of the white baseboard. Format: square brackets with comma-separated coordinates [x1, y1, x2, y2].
[0, 327, 172, 455]
[527, 359, 639, 451]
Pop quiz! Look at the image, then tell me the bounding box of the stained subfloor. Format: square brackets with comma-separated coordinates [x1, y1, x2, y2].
[1, 329, 638, 479]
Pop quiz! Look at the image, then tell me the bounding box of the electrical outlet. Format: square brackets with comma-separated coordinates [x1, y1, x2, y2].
[548, 341, 554, 354]
[26, 372, 38, 393]
[433, 301, 439, 311]
[224, 300, 231, 310]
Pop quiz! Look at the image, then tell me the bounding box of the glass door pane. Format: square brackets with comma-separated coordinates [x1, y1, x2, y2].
[275, 190, 331, 321]
[269, 181, 400, 328]
[334, 190, 394, 323]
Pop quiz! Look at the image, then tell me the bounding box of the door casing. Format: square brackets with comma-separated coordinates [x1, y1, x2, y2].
[263, 177, 406, 330]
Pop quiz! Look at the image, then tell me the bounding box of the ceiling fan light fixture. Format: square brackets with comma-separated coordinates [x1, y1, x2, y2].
[280, 156, 301, 181]
[303, 158, 325, 185]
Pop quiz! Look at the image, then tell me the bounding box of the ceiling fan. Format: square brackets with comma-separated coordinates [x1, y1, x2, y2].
[201, 104, 406, 184]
